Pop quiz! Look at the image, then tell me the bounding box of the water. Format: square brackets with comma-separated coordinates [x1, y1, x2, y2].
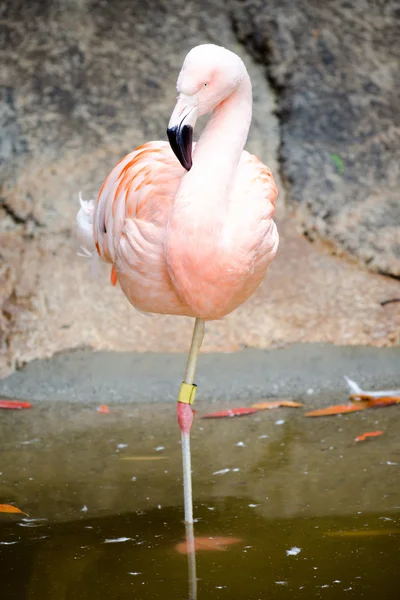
[1, 400, 399, 598]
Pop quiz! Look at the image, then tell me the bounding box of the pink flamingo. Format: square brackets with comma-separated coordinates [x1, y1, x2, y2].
[77, 44, 279, 527]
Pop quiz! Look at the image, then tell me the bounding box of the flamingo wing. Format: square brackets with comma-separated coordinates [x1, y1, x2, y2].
[93, 141, 194, 315]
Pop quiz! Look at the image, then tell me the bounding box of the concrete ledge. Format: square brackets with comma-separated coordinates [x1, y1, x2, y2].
[0, 344, 399, 404]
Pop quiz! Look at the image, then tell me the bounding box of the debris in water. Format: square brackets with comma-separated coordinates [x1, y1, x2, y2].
[0, 399, 32, 410]
[354, 431, 383, 443]
[104, 537, 132, 543]
[324, 529, 400, 537]
[344, 376, 400, 401]
[120, 456, 167, 461]
[155, 446, 165, 452]
[97, 404, 110, 413]
[213, 468, 231, 475]
[202, 407, 260, 418]
[117, 443, 128, 449]
[275, 419, 285, 425]
[305, 404, 367, 417]
[175, 536, 241, 554]
[81, 505, 88, 512]
[0, 504, 27, 516]
[286, 546, 302, 556]
[251, 400, 303, 409]
[235, 441, 246, 447]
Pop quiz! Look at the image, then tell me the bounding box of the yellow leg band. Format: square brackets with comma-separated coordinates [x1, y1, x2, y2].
[178, 382, 197, 405]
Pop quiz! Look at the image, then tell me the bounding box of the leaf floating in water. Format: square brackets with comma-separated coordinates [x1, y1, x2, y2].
[201, 407, 260, 419]
[252, 400, 303, 409]
[0, 399, 32, 410]
[96, 404, 110, 413]
[305, 404, 367, 417]
[120, 456, 167, 461]
[366, 397, 400, 408]
[175, 536, 242, 554]
[355, 430, 384, 443]
[0, 504, 28, 516]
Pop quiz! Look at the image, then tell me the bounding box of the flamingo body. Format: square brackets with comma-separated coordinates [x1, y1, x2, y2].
[78, 44, 279, 320]
[91, 140, 278, 320]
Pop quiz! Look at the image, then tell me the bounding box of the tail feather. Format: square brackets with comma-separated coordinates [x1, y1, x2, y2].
[76, 192, 100, 277]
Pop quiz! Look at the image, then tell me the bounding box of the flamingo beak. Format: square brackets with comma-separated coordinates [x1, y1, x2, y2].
[167, 95, 198, 171]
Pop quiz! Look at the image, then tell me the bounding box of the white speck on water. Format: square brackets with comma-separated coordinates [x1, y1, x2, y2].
[235, 441, 246, 447]
[164, 470, 168, 474]
[275, 581, 287, 586]
[321, 584, 329, 588]
[344, 588, 352, 592]
[128, 572, 142, 576]
[286, 546, 301, 556]
[131, 476, 137, 481]
[117, 443, 128, 449]
[307, 388, 314, 395]
[81, 505, 88, 512]
[19, 439, 40, 445]
[155, 446, 165, 452]
[0, 541, 19, 545]
[213, 468, 231, 475]
[248, 504, 258, 508]
[258, 434, 269, 439]
[232, 468, 240, 472]
[379, 517, 392, 521]
[386, 461, 398, 465]
[207, 507, 215, 511]
[157, 505, 162, 509]
[28, 477, 34, 481]
[104, 537, 131, 544]
[333, 580, 341, 583]
[216, 586, 226, 589]
[275, 419, 285, 425]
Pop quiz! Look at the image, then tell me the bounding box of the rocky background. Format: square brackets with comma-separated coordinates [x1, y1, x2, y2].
[0, 0, 399, 377]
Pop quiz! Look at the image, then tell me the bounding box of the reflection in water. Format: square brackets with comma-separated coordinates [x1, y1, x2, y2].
[185, 522, 197, 600]
[1, 502, 400, 599]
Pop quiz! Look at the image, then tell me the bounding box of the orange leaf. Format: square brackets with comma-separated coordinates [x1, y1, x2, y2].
[252, 400, 303, 409]
[0, 399, 32, 410]
[355, 430, 384, 443]
[201, 407, 260, 419]
[96, 404, 110, 413]
[366, 397, 400, 408]
[0, 504, 27, 516]
[175, 536, 242, 554]
[305, 403, 367, 417]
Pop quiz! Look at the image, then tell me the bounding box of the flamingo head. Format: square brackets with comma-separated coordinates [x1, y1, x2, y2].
[167, 44, 246, 170]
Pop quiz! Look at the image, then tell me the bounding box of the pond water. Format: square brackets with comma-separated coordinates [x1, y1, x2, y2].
[1, 400, 399, 599]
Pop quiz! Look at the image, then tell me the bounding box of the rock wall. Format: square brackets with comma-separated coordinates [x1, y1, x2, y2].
[232, 0, 400, 276]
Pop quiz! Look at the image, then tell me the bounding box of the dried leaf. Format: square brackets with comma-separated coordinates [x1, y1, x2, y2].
[0, 399, 32, 410]
[175, 536, 242, 554]
[366, 397, 400, 408]
[305, 404, 367, 417]
[0, 504, 27, 516]
[201, 407, 260, 419]
[252, 400, 303, 409]
[355, 430, 384, 443]
[96, 404, 110, 414]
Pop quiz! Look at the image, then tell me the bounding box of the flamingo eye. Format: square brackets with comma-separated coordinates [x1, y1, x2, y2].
[203, 82, 209, 88]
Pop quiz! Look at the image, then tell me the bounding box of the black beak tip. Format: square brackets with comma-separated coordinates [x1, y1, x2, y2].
[167, 125, 193, 171]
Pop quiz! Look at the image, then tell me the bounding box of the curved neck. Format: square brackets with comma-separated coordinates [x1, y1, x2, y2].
[175, 73, 252, 210]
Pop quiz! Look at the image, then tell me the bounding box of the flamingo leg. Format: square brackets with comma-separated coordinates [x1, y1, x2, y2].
[177, 318, 205, 525]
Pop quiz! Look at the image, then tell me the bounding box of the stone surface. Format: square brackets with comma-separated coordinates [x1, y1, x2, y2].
[232, 0, 400, 276]
[0, 0, 399, 377]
